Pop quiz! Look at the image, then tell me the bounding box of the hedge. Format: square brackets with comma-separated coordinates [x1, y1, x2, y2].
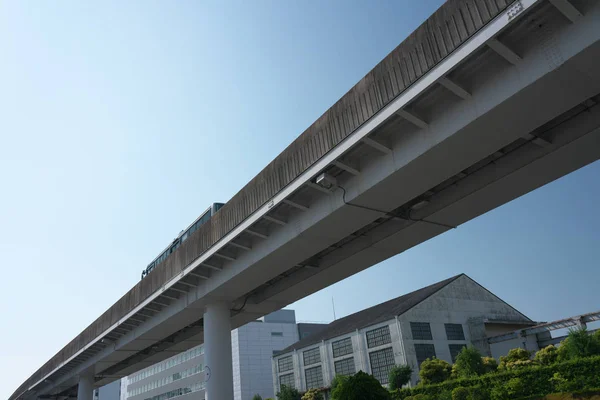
[392, 356, 600, 400]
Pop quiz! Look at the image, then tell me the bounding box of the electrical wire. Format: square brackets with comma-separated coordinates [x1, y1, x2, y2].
[337, 184, 455, 229]
[230, 294, 251, 314]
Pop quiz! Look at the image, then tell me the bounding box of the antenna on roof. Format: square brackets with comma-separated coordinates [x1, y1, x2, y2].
[332, 297, 337, 321]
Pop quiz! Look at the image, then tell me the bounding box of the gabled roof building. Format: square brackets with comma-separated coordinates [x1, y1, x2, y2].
[272, 274, 533, 392]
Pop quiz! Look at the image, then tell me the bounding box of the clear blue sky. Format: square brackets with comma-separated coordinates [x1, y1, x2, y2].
[1, 1, 599, 398]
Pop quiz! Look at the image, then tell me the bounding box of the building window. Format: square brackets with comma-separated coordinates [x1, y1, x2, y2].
[415, 344, 436, 366]
[369, 347, 395, 384]
[279, 373, 295, 390]
[303, 348, 321, 366]
[410, 322, 433, 340]
[449, 344, 467, 363]
[334, 357, 356, 376]
[271, 332, 283, 337]
[366, 325, 392, 348]
[305, 365, 323, 389]
[278, 356, 294, 373]
[445, 324, 465, 340]
[332, 337, 353, 358]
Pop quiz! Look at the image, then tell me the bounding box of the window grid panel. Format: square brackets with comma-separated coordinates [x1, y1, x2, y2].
[278, 356, 294, 373]
[369, 347, 395, 384]
[415, 343, 436, 366]
[303, 348, 321, 366]
[411, 322, 433, 340]
[334, 357, 356, 377]
[332, 337, 354, 358]
[279, 373, 295, 390]
[366, 325, 392, 349]
[305, 365, 323, 389]
[445, 324, 465, 340]
[449, 344, 467, 363]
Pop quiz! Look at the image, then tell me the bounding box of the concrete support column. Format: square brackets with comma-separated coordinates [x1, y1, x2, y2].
[204, 302, 233, 400]
[77, 371, 93, 400]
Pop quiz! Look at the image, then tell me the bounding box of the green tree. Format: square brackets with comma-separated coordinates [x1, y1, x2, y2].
[482, 357, 498, 374]
[419, 358, 452, 384]
[388, 364, 413, 390]
[301, 388, 323, 400]
[330, 374, 349, 393]
[453, 346, 485, 378]
[557, 326, 600, 361]
[252, 395, 263, 400]
[276, 385, 301, 400]
[331, 371, 390, 400]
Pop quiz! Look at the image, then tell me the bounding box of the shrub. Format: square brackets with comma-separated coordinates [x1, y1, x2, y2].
[454, 347, 485, 378]
[505, 359, 536, 370]
[390, 356, 600, 400]
[535, 345, 559, 365]
[301, 388, 323, 400]
[331, 371, 390, 400]
[277, 385, 301, 400]
[449, 386, 489, 400]
[409, 395, 433, 400]
[482, 357, 498, 374]
[498, 348, 531, 370]
[489, 377, 527, 400]
[557, 327, 600, 361]
[419, 358, 452, 384]
[470, 386, 489, 400]
[452, 387, 469, 400]
[438, 391, 453, 400]
[253, 395, 263, 400]
[389, 365, 414, 390]
[405, 395, 435, 400]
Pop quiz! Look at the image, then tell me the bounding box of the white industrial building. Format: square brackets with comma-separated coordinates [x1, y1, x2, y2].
[92, 380, 122, 400]
[124, 310, 324, 400]
[272, 274, 533, 392]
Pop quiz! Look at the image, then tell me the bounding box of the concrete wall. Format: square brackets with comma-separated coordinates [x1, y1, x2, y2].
[485, 323, 532, 338]
[398, 275, 530, 384]
[489, 332, 544, 360]
[95, 380, 121, 400]
[235, 321, 299, 400]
